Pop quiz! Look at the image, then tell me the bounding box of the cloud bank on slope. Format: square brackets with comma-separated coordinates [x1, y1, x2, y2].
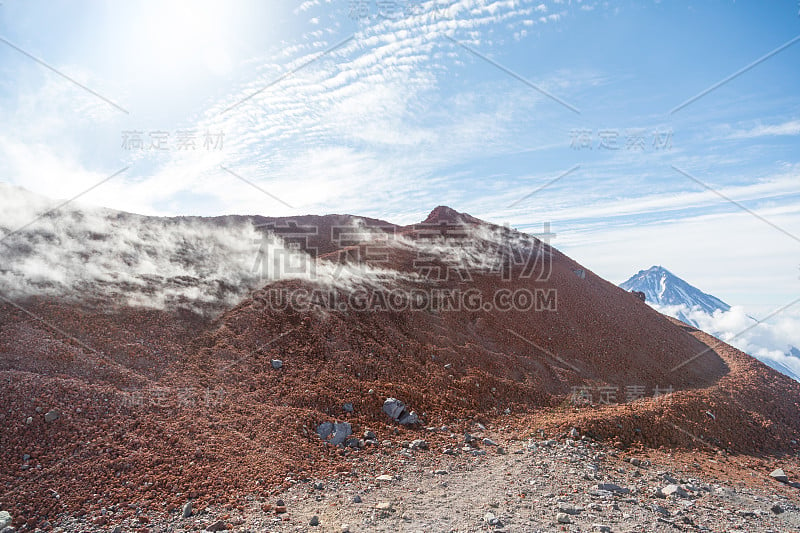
[2, 187, 513, 312]
[652, 302, 800, 381]
[0, 184, 267, 311]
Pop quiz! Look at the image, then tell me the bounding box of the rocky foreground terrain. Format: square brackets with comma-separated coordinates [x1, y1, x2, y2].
[42, 427, 800, 533]
[2, 202, 800, 532]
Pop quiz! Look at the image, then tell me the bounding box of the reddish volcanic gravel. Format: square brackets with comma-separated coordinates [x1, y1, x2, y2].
[1, 206, 799, 530]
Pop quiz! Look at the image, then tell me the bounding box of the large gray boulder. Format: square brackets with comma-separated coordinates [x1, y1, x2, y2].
[770, 468, 789, 483]
[317, 421, 352, 446]
[382, 398, 419, 425]
[383, 398, 406, 420]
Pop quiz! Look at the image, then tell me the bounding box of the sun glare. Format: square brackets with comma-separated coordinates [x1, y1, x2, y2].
[126, 0, 235, 83]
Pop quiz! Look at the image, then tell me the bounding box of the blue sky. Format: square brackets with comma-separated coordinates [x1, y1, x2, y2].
[0, 0, 799, 315]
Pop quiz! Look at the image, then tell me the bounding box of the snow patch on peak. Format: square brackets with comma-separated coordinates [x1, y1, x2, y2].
[620, 265, 730, 315]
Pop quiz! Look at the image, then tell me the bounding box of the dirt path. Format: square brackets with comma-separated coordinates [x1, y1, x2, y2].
[50, 431, 800, 533]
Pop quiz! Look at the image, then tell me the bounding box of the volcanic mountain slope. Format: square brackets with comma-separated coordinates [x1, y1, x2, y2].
[178, 219, 725, 412]
[1, 202, 800, 528]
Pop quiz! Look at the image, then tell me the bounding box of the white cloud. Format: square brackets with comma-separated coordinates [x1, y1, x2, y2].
[652, 303, 800, 381]
[728, 120, 800, 139]
[0, 184, 264, 311]
[296, 0, 321, 13]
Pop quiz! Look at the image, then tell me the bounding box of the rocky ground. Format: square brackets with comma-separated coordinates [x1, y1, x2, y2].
[36, 427, 800, 533]
[3, 206, 800, 532]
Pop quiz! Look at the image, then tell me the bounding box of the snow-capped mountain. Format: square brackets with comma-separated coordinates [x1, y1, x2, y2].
[620, 265, 729, 325]
[620, 266, 800, 382]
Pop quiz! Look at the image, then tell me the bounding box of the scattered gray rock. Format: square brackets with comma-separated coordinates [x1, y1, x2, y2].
[592, 524, 612, 532]
[24, 417, 32, 425]
[482, 438, 498, 446]
[344, 437, 362, 449]
[434, 469, 448, 475]
[376, 501, 394, 516]
[376, 474, 394, 481]
[0, 511, 11, 529]
[317, 421, 352, 446]
[342, 403, 354, 413]
[341, 524, 350, 533]
[661, 472, 678, 483]
[558, 503, 583, 515]
[483, 511, 502, 526]
[651, 503, 670, 516]
[401, 411, 419, 425]
[352, 495, 362, 503]
[270, 359, 283, 369]
[770, 468, 789, 483]
[594, 483, 629, 494]
[309, 515, 319, 526]
[556, 512, 572, 524]
[383, 398, 419, 425]
[569, 427, 580, 438]
[409, 439, 428, 450]
[658, 484, 689, 498]
[771, 503, 784, 514]
[363, 430, 376, 440]
[383, 398, 406, 420]
[44, 410, 60, 422]
[181, 501, 193, 518]
[206, 519, 228, 532]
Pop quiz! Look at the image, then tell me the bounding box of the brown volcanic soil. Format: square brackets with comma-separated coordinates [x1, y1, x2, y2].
[554, 320, 800, 452]
[1, 206, 799, 530]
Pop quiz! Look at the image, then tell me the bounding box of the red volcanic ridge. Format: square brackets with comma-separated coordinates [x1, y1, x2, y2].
[422, 205, 483, 225]
[1, 205, 800, 526]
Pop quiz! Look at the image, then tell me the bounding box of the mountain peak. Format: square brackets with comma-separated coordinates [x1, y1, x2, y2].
[641, 265, 669, 275]
[620, 266, 730, 316]
[422, 206, 481, 225]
